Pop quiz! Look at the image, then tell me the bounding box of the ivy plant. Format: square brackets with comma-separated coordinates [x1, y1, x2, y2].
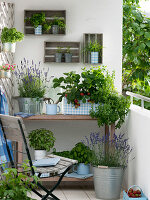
[123, 0, 150, 108]
[28, 129, 56, 151]
[1, 27, 24, 43]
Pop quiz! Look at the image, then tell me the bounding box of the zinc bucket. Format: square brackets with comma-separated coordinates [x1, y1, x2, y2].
[93, 167, 124, 199]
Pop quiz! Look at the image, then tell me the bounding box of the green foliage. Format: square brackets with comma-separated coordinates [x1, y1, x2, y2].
[42, 23, 51, 32]
[83, 41, 103, 53]
[90, 94, 131, 129]
[51, 17, 66, 29]
[53, 66, 115, 107]
[0, 162, 37, 200]
[18, 75, 46, 98]
[27, 13, 46, 28]
[56, 47, 63, 53]
[123, 0, 150, 107]
[1, 27, 24, 43]
[65, 46, 71, 54]
[28, 128, 56, 151]
[70, 142, 92, 164]
[53, 143, 92, 164]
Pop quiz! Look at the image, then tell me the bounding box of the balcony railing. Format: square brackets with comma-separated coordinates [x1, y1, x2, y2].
[126, 91, 150, 109]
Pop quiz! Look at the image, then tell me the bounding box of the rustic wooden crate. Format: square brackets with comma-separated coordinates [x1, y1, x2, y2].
[24, 10, 66, 35]
[83, 33, 103, 64]
[44, 41, 80, 63]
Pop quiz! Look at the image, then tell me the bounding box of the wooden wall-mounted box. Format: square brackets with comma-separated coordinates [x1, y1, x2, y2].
[83, 33, 103, 64]
[44, 41, 80, 63]
[24, 10, 66, 35]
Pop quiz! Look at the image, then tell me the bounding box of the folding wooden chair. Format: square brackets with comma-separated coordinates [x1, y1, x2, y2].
[0, 114, 77, 200]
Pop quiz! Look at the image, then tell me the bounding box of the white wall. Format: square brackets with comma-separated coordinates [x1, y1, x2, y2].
[5, 0, 123, 152]
[127, 105, 150, 199]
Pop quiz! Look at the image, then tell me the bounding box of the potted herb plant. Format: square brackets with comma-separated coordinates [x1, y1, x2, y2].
[70, 142, 92, 175]
[26, 13, 50, 35]
[1, 27, 24, 53]
[83, 132, 132, 200]
[0, 64, 16, 78]
[28, 128, 56, 160]
[83, 40, 103, 64]
[14, 59, 52, 114]
[55, 47, 63, 62]
[51, 16, 65, 34]
[65, 47, 72, 63]
[0, 163, 37, 200]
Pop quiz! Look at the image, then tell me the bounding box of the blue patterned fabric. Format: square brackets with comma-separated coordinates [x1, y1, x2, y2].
[63, 98, 99, 115]
[91, 52, 99, 64]
[0, 87, 13, 164]
[14, 112, 35, 118]
[35, 25, 42, 35]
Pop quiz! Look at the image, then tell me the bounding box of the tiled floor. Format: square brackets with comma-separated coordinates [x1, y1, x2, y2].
[28, 184, 123, 200]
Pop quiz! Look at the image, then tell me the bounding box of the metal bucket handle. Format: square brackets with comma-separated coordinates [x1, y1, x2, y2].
[128, 185, 143, 194]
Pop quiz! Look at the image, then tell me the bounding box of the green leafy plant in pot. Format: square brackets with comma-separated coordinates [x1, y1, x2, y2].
[1, 27, 24, 53]
[28, 128, 56, 160]
[70, 142, 92, 175]
[26, 12, 51, 34]
[0, 162, 37, 200]
[14, 59, 52, 114]
[82, 132, 132, 200]
[55, 47, 63, 63]
[51, 16, 66, 34]
[88, 92, 131, 199]
[65, 47, 72, 63]
[83, 40, 103, 64]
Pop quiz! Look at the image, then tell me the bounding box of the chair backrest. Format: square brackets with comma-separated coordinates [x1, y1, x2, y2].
[0, 114, 27, 142]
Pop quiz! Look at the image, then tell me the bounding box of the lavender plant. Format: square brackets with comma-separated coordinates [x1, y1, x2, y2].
[82, 132, 132, 168]
[15, 59, 52, 98]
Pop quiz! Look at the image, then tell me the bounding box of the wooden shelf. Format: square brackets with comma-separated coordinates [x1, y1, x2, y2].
[44, 41, 80, 63]
[83, 33, 103, 64]
[40, 176, 93, 182]
[24, 114, 95, 121]
[24, 10, 66, 35]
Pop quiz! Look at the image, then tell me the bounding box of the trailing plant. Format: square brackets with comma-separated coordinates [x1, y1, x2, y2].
[90, 93, 131, 129]
[51, 17, 66, 29]
[1, 27, 24, 43]
[70, 142, 92, 164]
[53, 66, 115, 108]
[27, 13, 46, 28]
[0, 162, 38, 200]
[83, 41, 103, 53]
[14, 58, 53, 98]
[82, 132, 132, 168]
[28, 128, 56, 151]
[123, 0, 150, 108]
[0, 64, 16, 71]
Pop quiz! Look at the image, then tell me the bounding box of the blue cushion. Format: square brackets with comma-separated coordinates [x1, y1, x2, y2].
[33, 158, 60, 167]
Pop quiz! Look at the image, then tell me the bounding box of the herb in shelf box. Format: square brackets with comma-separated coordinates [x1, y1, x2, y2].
[51, 16, 65, 34]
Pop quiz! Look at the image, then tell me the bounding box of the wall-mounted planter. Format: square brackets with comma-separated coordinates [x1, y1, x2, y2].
[63, 98, 98, 115]
[44, 42, 80, 63]
[24, 10, 66, 35]
[83, 33, 103, 64]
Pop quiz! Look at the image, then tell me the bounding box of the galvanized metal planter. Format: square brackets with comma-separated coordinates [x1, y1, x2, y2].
[65, 53, 72, 63]
[93, 167, 124, 199]
[52, 25, 59, 34]
[55, 53, 62, 62]
[18, 97, 43, 114]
